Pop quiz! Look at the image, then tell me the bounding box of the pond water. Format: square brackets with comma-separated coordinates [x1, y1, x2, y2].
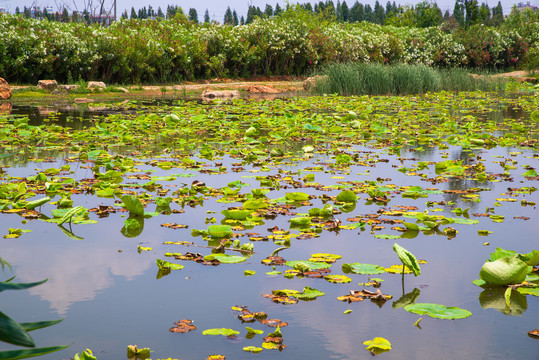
[0, 92, 538, 360]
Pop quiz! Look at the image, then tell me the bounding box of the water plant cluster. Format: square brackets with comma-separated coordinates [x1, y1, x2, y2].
[0, 84, 538, 358]
[0, 7, 536, 84]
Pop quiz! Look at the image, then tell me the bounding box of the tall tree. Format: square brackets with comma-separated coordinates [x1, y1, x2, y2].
[274, 3, 283, 15]
[121, 10, 128, 19]
[341, 1, 350, 21]
[224, 6, 233, 25]
[233, 10, 239, 25]
[264, 4, 273, 17]
[204, 9, 210, 23]
[130, 7, 137, 18]
[491, 1, 503, 26]
[479, 2, 490, 24]
[157, 7, 164, 18]
[350, 1, 364, 22]
[188, 8, 198, 23]
[464, 0, 480, 26]
[374, 0, 385, 24]
[453, 0, 465, 26]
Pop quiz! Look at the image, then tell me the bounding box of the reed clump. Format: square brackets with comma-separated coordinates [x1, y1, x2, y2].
[314, 63, 506, 95]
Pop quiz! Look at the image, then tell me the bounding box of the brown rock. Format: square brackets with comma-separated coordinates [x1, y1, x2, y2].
[201, 90, 240, 99]
[0, 102, 12, 115]
[37, 80, 58, 91]
[245, 85, 280, 94]
[0, 78, 12, 100]
[87, 81, 106, 90]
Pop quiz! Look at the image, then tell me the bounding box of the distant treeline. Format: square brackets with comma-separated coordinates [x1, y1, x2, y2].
[14, 0, 506, 28]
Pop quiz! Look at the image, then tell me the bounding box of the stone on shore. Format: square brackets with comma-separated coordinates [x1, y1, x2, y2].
[201, 90, 240, 99]
[245, 85, 280, 94]
[87, 81, 106, 91]
[303, 75, 328, 91]
[37, 80, 58, 91]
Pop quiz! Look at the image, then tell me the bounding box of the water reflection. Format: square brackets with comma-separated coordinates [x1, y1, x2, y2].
[479, 286, 527, 316]
[0, 102, 12, 115]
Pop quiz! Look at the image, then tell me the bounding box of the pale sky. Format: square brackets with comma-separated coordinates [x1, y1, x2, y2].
[1, 0, 536, 21]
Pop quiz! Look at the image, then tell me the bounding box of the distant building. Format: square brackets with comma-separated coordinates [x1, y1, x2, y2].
[0, 7, 8, 14]
[515, 1, 538, 11]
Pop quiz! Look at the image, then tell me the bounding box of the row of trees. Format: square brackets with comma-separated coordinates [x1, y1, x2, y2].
[14, 0, 507, 28]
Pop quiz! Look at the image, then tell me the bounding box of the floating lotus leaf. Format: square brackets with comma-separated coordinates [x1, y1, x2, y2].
[393, 243, 421, 276]
[221, 209, 251, 220]
[479, 287, 527, 316]
[285, 261, 331, 270]
[479, 257, 528, 285]
[242, 346, 262, 353]
[204, 254, 246, 263]
[243, 199, 268, 210]
[295, 287, 325, 300]
[289, 217, 311, 226]
[202, 328, 240, 336]
[285, 192, 310, 201]
[363, 337, 391, 355]
[517, 288, 539, 297]
[404, 303, 472, 319]
[309, 253, 341, 263]
[342, 263, 385, 275]
[324, 275, 352, 283]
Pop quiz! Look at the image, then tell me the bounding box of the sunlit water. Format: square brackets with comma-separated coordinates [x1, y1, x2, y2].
[0, 99, 537, 360]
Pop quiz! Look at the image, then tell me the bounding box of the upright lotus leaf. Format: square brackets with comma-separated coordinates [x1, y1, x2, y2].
[320, 204, 334, 217]
[202, 328, 240, 336]
[363, 337, 391, 355]
[404, 303, 472, 319]
[479, 257, 528, 285]
[336, 190, 358, 203]
[57, 206, 85, 225]
[121, 195, 145, 216]
[207, 225, 233, 238]
[127, 345, 151, 360]
[393, 243, 421, 276]
[342, 263, 385, 275]
[74, 349, 97, 360]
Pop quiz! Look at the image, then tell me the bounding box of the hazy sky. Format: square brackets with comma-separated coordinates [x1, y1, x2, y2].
[1, 0, 536, 20]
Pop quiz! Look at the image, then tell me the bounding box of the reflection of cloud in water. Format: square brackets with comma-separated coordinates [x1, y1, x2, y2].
[3, 243, 152, 316]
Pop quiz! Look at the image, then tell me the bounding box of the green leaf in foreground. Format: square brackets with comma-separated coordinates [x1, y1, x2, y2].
[19, 319, 63, 332]
[517, 288, 539, 297]
[0, 279, 48, 293]
[202, 328, 240, 336]
[336, 190, 358, 203]
[243, 346, 262, 353]
[479, 257, 528, 285]
[0, 345, 70, 360]
[156, 259, 184, 271]
[207, 225, 233, 238]
[0, 310, 35, 347]
[74, 349, 96, 360]
[393, 243, 421, 276]
[404, 303, 472, 319]
[363, 337, 391, 355]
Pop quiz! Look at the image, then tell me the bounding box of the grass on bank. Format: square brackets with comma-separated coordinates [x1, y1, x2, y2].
[313, 63, 508, 96]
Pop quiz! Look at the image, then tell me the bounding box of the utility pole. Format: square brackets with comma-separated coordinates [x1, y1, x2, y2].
[114, 0, 116, 20]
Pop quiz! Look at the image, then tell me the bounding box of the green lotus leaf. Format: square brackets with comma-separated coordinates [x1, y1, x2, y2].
[243, 199, 268, 210]
[204, 254, 246, 263]
[342, 263, 385, 274]
[363, 337, 391, 354]
[285, 192, 310, 201]
[156, 259, 184, 271]
[243, 346, 262, 353]
[121, 195, 145, 216]
[479, 257, 528, 285]
[295, 287, 325, 300]
[221, 209, 251, 220]
[403, 222, 419, 231]
[404, 303, 472, 319]
[517, 287, 539, 297]
[336, 190, 358, 203]
[286, 260, 331, 270]
[202, 328, 240, 336]
[392, 288, 420, 309]
[324, 275, 352, 283]
[207, 225, 233, 238]
[289, 216, 311, 226]
[393, 243, 421, 276]
[480, 287, 527, 316]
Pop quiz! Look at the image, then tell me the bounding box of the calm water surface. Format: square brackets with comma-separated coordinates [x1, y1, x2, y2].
[0, 98, 537, 360]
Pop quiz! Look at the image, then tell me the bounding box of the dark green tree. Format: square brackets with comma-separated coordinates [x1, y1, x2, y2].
[274, 3, 283, 15]
[264, 4, 273, 17]
[350, 1, 364, 22]
[204, 9, 210, 23]
[415, 1, 442, 27]
[453, 0, 465, 26]
[188, 8, 198, 22]
[224, 6, 233, 24]
[157, 7, 165, 18]
[464, 0, 480, 26]
[341, 0, 350, 21]
[233, 10, 239, 25]
[491, 1, 503, 26]
[374, 0, 385, 24]
[479, 3, 490, 24]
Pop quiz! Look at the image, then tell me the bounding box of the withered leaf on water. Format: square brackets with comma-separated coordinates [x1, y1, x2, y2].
[169, 319, 197, 333]
[260, 319, 288, 328]
[528, 329, 539, 338]
[261, 256, 286, 266]
[338, 289, 392, 303]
